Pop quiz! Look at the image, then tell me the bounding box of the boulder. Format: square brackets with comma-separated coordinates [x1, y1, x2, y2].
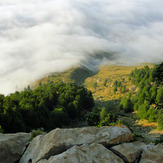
[20, 126, 132, 163]
[111, 141, 147, 163]
[37, 143, 124, 163]
[0, 132, 31, 163]
[140, 144, 163, 163]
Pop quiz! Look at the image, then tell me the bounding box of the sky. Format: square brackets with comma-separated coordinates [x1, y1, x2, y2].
[0, 0, 163, 95]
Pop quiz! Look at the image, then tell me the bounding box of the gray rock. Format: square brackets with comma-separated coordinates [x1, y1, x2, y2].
[0, 132, 31, 163]
[38, 143, 124, 163]
[140, 144, 163, 163]
[20, 126, 132, 163]
[111, 141, 147, 163]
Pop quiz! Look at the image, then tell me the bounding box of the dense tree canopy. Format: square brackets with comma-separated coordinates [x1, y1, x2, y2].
[153, 62, 163, 82]
[121, 63, 163, 129]
[0, 82, 94, 133]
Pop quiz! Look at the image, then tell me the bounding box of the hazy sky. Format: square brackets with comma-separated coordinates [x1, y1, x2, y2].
[0, 0, 163, 95]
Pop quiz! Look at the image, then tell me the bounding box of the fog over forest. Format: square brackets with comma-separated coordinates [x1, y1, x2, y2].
[0, 0, 163, 94]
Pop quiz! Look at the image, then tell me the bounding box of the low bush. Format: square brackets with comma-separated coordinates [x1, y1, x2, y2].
[30, 128, 44, 141]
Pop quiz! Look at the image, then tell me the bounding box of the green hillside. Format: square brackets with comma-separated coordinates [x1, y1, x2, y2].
[33, 63, 163, 143]
[34, 63, 153, 101]
[1, 62, 162, 143]
[33, 66, 97, 87]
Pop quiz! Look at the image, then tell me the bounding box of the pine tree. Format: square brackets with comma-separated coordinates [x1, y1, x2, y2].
[156, 87, 163, 105]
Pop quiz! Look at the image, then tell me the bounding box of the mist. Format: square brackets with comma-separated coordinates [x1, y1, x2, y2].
[0, 0, 163, 95]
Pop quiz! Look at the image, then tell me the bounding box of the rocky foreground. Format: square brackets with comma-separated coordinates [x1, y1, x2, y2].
[0, 126, 163, 163]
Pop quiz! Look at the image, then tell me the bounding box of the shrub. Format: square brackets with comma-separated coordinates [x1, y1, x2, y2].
[93, 82, 97, 89]
[120, 97, 133, 113]
[152, 62, 163, 82]
[50, 108, 69, 128]
[123, 85, 127, 92]
[103, 79, 107, 86]
[156, 87, 163, 105]
[114, 80, 118, 87]
[158, 113, 163, 129]
[147, 106, 158, 122]
[113, 86, 117, 94]
[86, 108, 100, 126]
[154, 135, 163, 145]
[30, 128, 44, 141]
[117, 81, 122, 87]
[99, 108, 117, 126]
[137, 103, 150, 119]
[0, 125, 3, 133]
[134, 102, 139, 111]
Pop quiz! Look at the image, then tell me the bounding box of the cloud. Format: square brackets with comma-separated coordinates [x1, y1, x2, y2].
[0, 0, 163, 95]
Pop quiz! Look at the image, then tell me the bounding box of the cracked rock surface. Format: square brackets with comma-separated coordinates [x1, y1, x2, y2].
[1, 126, 163, 163]
[139, 144, 163, 163]
[37, 143, 124, 163]
[20, 126, 132, 163]
[0, 132, 31, 163]
[111, 141, 147, 163]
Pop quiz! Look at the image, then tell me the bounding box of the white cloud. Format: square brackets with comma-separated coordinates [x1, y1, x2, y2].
[0, 0, 163, 94]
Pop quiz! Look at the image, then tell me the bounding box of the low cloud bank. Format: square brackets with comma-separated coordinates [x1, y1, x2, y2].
[0, 0, 163, 94]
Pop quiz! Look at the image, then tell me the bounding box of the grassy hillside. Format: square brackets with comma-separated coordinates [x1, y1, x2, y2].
[85, 64, 153, 101]
[33, 63, 163, 143]
[33, 63, 153, 114]
[34, 63, 153, 102]
[33, 66, 97, 87]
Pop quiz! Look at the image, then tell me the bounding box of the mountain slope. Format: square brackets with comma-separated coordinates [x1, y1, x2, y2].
[34, 63, 153, 102]
[33, 63, 163, 142]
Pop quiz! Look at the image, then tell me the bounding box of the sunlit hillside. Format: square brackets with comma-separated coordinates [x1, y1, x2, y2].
[32, 63, 163, 142]
[34, 63, 154, 102]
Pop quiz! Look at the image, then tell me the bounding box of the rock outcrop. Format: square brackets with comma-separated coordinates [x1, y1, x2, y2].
[111, 141, 147, 163]
[20, 126, 132, 163]
[0, 132, 31, 163]
[1, 126, 162, 163]
[37, 143, 124, 163]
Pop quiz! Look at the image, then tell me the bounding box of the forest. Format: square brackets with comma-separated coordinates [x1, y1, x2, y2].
[120, 63, 163, 129]
[0, 82, 94, 133]
[85, 63, 163, 130]
[0, 62, 162, 134]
